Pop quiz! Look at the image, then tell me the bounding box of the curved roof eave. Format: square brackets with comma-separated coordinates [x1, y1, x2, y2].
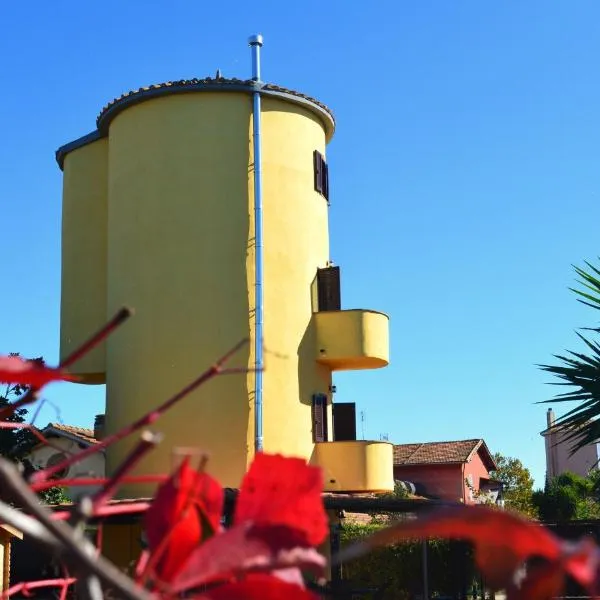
[56, 78, 335, 170]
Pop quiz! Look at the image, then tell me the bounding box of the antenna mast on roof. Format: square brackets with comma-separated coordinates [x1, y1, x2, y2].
[360, 411, 366, 440]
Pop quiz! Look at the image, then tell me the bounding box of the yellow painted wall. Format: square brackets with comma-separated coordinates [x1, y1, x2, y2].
[105, 93, 253, 492]
[260, 99, 332, 459]
[60, 139, 108, 381]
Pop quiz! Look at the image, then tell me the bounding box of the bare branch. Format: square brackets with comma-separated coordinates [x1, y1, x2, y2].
[0, 500, 59, 546]
[60, 307, 133, 369]
[91, 430, 162, 511]
[1, 577, 76, 600]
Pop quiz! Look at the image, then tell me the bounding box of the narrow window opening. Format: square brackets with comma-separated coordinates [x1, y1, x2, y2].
[317, 266, 341, 311]
[313, 150, 329, 202]
[312, 393, 329, 442]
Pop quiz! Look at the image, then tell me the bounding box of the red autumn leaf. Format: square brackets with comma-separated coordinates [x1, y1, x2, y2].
[561, 537, 600, 590]
[144, 457, 223, 582]
[191, 574, 318, 600]
[0, 355, 77, 388]
[234, 453, 328, 547]
[508, 561, 565, 600]
[336, 505, 565, 591]
[170, 521, 326, 593]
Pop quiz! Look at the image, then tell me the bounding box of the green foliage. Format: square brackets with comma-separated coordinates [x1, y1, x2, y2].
[490, 453, 537, 517]
[539, 260, 600, 453]
[533, 471, 600, 521]
[40, 485, 70, 505]
[340, 522, 477, 600]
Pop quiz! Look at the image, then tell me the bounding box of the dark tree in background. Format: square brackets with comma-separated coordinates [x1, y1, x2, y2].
[533, 471, 600, 521]
[490, 453, 536, 517]
[540, 260, 600, 452]
[1, 354, 68, 504]
[0, 353, 41, 458]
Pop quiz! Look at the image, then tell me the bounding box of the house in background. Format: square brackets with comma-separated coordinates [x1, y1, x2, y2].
[542, 408, 600, 482]
[393, 439, 503, 505]
[24, 416, 105, 501]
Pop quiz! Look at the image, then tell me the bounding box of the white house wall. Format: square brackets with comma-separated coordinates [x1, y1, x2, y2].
[26, 438, 105, 501]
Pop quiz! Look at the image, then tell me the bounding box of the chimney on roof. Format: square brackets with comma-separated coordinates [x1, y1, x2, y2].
[94, 414, 105, 441]
[547, 408, 555, 429]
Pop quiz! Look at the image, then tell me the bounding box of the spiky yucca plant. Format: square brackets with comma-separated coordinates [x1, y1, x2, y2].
[539, 261, 600, 453]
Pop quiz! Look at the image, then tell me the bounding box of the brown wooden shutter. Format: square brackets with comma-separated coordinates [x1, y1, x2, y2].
[313, 151, 323, 195]
[312, 394, 328, 442]
[333, 402, 357, 441]
[317, 266, 341, 311]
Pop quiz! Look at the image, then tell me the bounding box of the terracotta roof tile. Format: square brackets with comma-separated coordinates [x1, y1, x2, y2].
[47, 423, 97, 445]
[393, 439, 483, 466]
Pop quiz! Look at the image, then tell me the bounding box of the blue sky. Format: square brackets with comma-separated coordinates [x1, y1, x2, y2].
[2, 1, 600, 487]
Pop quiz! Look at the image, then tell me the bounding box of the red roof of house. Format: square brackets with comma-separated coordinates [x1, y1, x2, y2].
[393, 439, 496, 471]
[46, 423, 97, 445]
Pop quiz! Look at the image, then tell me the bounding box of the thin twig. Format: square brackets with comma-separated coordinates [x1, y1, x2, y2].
[60, 307, 133, 369]
[1, 577, 76, 600]
[52, 501, 151, 522]
[91, 430, 162, 511]
[31, 474, 166, 493]
[0, 422, 77, 457]
[0, 307, 133, 420]
[0, 458, 152, 600]
[31, 338, 249, 484]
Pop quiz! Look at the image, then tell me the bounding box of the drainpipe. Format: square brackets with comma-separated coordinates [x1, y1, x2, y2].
[249, 34, 264, 453]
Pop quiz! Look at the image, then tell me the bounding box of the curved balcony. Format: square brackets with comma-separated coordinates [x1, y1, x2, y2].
[313, 440, 394, 493]
[314, 309, 389, 371]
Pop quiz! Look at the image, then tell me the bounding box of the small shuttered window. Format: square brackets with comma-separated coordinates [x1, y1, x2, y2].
[312, 394, 329, 442]
[313, 150, 330, 202]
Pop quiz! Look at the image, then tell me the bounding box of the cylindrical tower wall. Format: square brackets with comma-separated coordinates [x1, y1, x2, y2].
[105, 93, 254, 490]
[60, 138, 108, 382]
[259, 98, 332, 459]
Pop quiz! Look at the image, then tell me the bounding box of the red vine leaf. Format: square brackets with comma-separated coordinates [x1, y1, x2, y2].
[144, 457, 223, 582]
[336, 506, 575, 591]
[170, 522, 326, 593]
[191, 574, 318, 599]
[0, 356, 77, 388]
[509, 561, 565, 600]
[234, 453, 328, 547]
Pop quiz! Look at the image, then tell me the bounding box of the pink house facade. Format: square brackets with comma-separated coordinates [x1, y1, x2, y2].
[542, 408, 599, 482]
[393, 439, 502, 505]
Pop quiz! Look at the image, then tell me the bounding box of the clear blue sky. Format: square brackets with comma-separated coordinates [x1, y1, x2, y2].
[2, 1, 600, 488]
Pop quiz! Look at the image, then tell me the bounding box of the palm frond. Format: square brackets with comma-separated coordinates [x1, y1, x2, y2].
[571, 260, 600, 310]
[540, 260, 600, 454]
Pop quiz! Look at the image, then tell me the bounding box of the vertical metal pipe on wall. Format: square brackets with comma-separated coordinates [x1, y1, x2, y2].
[249, 34, 264, 453]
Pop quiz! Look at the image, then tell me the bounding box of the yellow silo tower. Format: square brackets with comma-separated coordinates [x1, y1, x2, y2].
[57, 36, 393, 497]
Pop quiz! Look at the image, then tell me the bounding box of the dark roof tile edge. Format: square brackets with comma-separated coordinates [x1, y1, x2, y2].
[56, 78, 335, 169]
